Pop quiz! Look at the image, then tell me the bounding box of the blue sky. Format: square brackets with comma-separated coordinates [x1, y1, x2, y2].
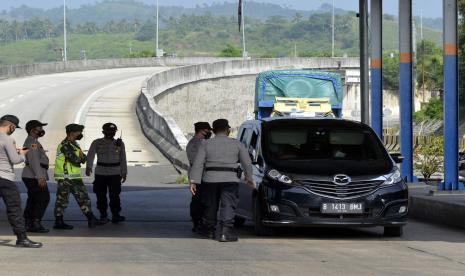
[0, 0, 443, 18]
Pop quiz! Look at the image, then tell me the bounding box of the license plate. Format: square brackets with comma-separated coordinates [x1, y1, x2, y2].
[320, 203, 364, 214]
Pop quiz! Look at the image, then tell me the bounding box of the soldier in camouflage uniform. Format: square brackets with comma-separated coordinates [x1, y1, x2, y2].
[53, 124, 100, 229]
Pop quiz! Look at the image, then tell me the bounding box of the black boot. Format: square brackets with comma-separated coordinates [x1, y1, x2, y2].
[111, 213, 126, 224]
[197, 226, 215, 239]
[28, 219, 49, 233]
[219, 227, 238, 242]
[86, 212, 102, 228]
[15, 232, 43, 248]
[99, 213, 110, 224]
[53, 216, 74, 230]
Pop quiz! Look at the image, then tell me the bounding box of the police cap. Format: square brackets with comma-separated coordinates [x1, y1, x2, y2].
[102, 123, 118, 132]
[1, 115, 21, 128]
[194, 122, 212, 132]
[66, 123, 84, 133]
[25, 120, 48, 133]
[212, 119, 231, 131]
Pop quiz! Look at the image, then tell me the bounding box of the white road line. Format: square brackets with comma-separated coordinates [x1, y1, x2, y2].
[73, 76, 145, 124]
[38, 87, 46, 90]
[0, 104, 5, 108]
[8, 98, 14, 103]
[18, 94, 24, 98]
[27, 90, 34, 94]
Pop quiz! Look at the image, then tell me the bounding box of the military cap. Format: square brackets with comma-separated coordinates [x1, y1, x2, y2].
[1, 115, 21, 128]
[102, 122, 118, 132]
[212, 119, 231, 131]
[194, 122, 212, 132]
[25, 120, 48, 133]
[66, 123, 84, 133]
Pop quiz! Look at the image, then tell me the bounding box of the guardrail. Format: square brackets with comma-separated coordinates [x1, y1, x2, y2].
[0, 57, 242, 80]
[383, 135, 465, 153]
[136, 57, 360, 170]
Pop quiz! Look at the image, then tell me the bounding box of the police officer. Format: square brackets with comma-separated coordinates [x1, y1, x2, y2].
[0, 115, 42, 248]
[22, 120, 50, 233]
[186, 122, 212, 232]
[53, 124, 100, 229]
[190, 119, 254, 242]
[86, 123, 127, 223]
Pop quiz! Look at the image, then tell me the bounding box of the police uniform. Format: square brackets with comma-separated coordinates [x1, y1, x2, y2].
[190, 119, 253, 242]
[22, 120, 50, 233]
[86, 123, 127, 223]
[53, 124, 100, 229]
[186, 122, 212, 231]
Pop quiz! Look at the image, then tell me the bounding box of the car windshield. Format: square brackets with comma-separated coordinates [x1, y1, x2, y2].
[262, 121, 393, 175]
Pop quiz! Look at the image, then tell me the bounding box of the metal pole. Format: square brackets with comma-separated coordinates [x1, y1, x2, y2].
[359, 0, 370, 124]
[399, 0, 414, 182]
[242, 0, 246, 58]
[156, 0, 159, 57]
[371, 0, 383, 138]
[63, 0, 67, 62]
[442, 0, 460, 190]
[332, 0, 335, 58]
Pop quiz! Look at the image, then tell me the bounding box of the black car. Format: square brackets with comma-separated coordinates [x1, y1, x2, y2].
[234, 117, 408, 237]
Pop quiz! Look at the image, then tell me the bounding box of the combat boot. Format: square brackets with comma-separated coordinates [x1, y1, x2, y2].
[219, 227, 238, 242]
[86, 212, 102, 228]
[15, 232, 43, 248]
[197, 226, 215, 239]
[53, 216, 74, 230]
[28, 219, 49, 233]
[111, 213, 126, 223]
[99, 213, 110, 224]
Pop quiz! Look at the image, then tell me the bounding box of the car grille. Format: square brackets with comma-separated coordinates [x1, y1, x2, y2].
[296, 179, 384, 199]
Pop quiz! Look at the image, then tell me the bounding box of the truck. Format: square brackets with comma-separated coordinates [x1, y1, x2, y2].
[254, 69, 344, 119]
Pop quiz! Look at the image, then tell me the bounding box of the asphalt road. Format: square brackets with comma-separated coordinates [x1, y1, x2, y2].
[1, 69, 465, 276]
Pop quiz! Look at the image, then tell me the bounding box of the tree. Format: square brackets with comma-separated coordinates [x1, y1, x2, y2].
[135, 21, 155, 41]
[383, 52, 399, 90]
[218, 44, 241, 57]
[414, 136, 444, 184]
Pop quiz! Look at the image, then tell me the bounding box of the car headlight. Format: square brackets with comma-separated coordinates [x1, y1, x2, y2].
[267, 169, 293, 185]
[383, 169, 403, 186]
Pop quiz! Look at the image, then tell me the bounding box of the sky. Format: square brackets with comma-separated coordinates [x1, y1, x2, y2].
[0, 0, 443, 18]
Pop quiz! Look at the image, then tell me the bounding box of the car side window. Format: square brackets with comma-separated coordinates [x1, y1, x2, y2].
[240, 127, 252, 147]
[250, 131, 259, 150]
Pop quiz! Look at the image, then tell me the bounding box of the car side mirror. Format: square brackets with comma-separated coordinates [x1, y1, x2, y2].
[390, 153, 404, 164]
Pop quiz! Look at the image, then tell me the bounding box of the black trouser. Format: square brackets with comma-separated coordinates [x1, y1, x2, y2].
[93, 175, 122, 216]
[201, 182, 239, 230]
[190, 184, 204, 227]
[22, 178, 50, 221]
[0, 177, 26, 235]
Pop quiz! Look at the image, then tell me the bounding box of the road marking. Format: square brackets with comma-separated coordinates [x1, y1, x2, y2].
[38, 87, 46, 90]
[0, 104, 5, 108]
[18, 94, 24, 98]
[8, 98, 14, 102]
[73, 76, 145, 124]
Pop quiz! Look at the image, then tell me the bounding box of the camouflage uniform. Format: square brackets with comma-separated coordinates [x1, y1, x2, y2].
[54, 139, 92, 217]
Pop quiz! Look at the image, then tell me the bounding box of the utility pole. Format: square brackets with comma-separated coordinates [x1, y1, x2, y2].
[156, 0, 160, 57]
[332, 0, 335, 58]
[359, 0, 369, 124]
[63, 0, 67, 62]
[241, 0, 247, 59]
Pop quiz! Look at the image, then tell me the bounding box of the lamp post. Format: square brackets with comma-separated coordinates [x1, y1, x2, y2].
[63, 0, 67, 62]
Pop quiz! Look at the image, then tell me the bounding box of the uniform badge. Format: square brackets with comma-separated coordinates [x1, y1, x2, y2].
[31, 144, 38, 150]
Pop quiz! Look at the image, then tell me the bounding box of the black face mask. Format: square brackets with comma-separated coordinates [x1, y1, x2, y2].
[204, 132, 212, 139]
[103, 131, 116, 139]
[33, 129, 45, 137]
[76, 134, 84, 140]
[7, 126, 15, 136]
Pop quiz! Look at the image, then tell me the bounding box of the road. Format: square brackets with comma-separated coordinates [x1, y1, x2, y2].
[1, 69, 465, 275]
[0, 67, 179, 184]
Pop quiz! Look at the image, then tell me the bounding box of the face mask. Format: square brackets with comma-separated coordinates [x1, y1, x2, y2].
[37, 130, 45, 137]
[7, 126, 15, 136]
[103, 131, 116, 139]
[76, 134, 84, 140]
[204, 131, 212, 139]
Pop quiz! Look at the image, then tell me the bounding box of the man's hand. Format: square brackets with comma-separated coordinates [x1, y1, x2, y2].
[121, 174, 127, 183]
[18, 148, 29, 155]
[246, 178, 257, 189]
[85, 167, 92, 176]
[190, 182, 197, 196]
[38, 178, 47, 191]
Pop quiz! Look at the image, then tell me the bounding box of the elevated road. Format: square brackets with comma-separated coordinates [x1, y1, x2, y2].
[0, 67, 179, 184]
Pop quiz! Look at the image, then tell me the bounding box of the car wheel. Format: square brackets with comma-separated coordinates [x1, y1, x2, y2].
[253, 196, 274, 236]
[384, 226, 403, 237]
[233, 216, 246, 227]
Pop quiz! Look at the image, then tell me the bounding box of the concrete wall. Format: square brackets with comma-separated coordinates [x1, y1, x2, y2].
[136, 57, 360, 169]
[0, 57, 242, 80]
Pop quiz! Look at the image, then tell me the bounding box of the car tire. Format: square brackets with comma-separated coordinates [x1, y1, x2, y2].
[233, 216, 246, 227]
[384, 226, 403, 237]
[253, 196, 274, 236]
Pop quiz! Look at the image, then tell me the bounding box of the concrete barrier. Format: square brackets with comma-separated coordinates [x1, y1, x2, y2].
[136, 57, 360, 170]
[0, 57, 242, 80]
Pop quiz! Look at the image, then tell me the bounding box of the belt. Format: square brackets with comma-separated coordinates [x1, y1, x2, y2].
[97, 162, 121, 167]
[205, 167, 239, 173]
[25, 163, 49, 169]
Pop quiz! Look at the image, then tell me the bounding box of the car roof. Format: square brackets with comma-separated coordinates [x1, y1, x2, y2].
[240, 117, 371, 130]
